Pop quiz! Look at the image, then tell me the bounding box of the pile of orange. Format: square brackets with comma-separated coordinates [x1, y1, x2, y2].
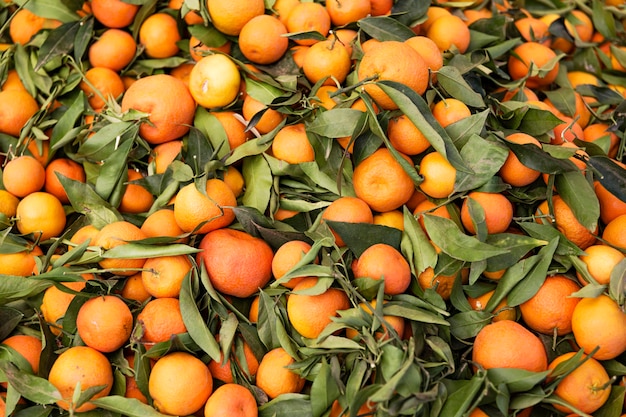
[0, 0, 625, 416]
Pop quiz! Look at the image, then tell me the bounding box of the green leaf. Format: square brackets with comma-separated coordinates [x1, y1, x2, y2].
[440, 373, 486, 417]
[0, 362, 61, 405]
[185, 127, 214, 176]
[554, 170, 599, 232]
[326, 221, 402, 257]
[588, 155, 626, 203]
[259, 394, 312, 417]
[437, 66, 485, 108]
[242, 154, 272, 213]
[50, 91, 86, 151]
[310, 360, 340, 417]
[94, 138, 134, 201]
[357, 16, 416, 41]
[445, 110, 489, 148]
[423, 215, 508, 262]
[16, 0, 80, 22]
[401, 206, 437, 275]
[74, 16, 94, 63]
[194, 108, 230, 160]
[76, 122, 137, 161]
[35, 21, 80, 71]
[487, 368, 550, 393]
[0, 307, 24, 341]
[245, 77, 288, 104]
[58, 174, 123, 228]
[91, 396, 170, 417]
[307, 109, 365, 138]
[383, 303, 449, 326]
[506, 238, 558, 307]
[449, 310, 491, 339]
[505, 139, 577, 175]
[0, 275, 52, 304]
[591, 0, 617, 40]
[102, 243, 200, 259]
[455, 135, 508, 193]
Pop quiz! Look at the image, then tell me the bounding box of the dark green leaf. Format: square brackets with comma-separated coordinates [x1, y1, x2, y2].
[358, 16, 416, 42]
[94, 138, 134, 201]
[440, 374, 486, 417]
[455, 135, 508, 193]
[35, 21, 80, 71]
[242, 154, 272, 213]
[17, 0, 80, 22]
[449, 310, 491, 339]
[325, 221, 402, 257]
[506, 238, 558, 307]
[588, 155, 626, 203]
[487, 368, 550, 393]
[0, 362, 61, 405]
[505, 139, 578, 174]
[307, 109, 365, 138]
[74, 16, 94, 63]
[258, 393, 312, 417]
[437, 66, 485, 108]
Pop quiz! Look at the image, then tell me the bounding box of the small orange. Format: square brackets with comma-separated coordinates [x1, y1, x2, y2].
[88, 28, 137, 71]
[68, 224, 99, 248]
[256, 347, 305, 399]
[0, 89, 40, 137]
[595, 180, 626, 224]
[207, 336, 259, 384]
[272, 0, 300, 24]
[222, 165, 245, 197]
[139, 13, 180, 59]
[514, 17, 551, 45]
[271, 123, 315, 164]
[303, 39, 352, 86]
[189, 36, 232, 62]
[431, 98, 471, 128]
[417, 266, 462, 300]
[239, 14, 289, 65]
[387, 113, 431, 156]
[418, 151, 456, 199]
[548, 352, 611, 414]
[272, 240, 316, 289]
[0, 190, 19, 218]
[136, 297, 187, 346]
[44, 157, 86, 204]
[499, 132, 542, 187]
[571, 294, 626, 360]
[48, 346, 113, 412]
[373, 210, 404, 231]
[197, 228, 274, 298]
[286, 2, 332, 46]
[118, 169, 154, 214]
[120, 272, 151, 303]
[16, 192, 66, 241]
[140, 208, 187, 242]
[40, 279, 89, 335]
[173, 179, 237, 234]
[352, 243, 411, 295]
[405, 35, 444, 80]
[189, 54, 241, 110]
[508, 41, 560, 89]
[414, 200, 452, 232]
[207, 0, 265, 36]
[79, 66, 125, 111]
[321, 196, 374, 247]
[602, 213, 626, 250]
[203, 383, 258, 417]
[149, 351, 213, 416]
[91, 0, 140, 28]
[577, 244, 625, 286]
[1, 334, 42, 374]
[76, 295, 134, 353]
[326, 0, 370, 26]
[357, 41, 429, 110]
[460, 191, 513, 235]
[121, 74, 196, 144]
[519, 275, 581, 335]
[210, 111, 254, 151]
[9, 9, 48, 44]
[426, 14, 471, 53]
[345, 299, 405, 341]
[2, 155, 45, 198]
[535, 196, 597, 249]
[148, 140, 183, 174]
[311, 85, 344, 110]
[92, 221, 148, 275]
[583, 122, 621, 158]
[472, 320, 548, 372]
[142, 255, 193, 298]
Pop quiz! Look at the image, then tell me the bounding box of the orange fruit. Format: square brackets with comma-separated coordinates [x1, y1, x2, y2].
[197, 228, 273, 298]
[271, 123, 315, 164]
[1, 334, 42, 374]
[426, 14, 471, 53]
[595, 180, 626, 225]
[136, 297, 187, 346]
[3, 155, 45, 198]
[577, 244, 625, 286]
[287, 277, 351, 339]
[583, 122, 621, 158]
[9, 9, 46, 44]
[345, 299, 405, 341]
[48, 346, 113, 412]
[357, 40, 429, 110]
[500, 87, 539, 102]
[329, 28, 358, 57]
[467, 408, 489, 417]
[1, 69, 27, 92]
[140, 208, 187, 242]
[118, 169, 154, 214]
[514, 17, 551, 45]
[548, 352, 611, 414]
[370, 0, 393, 16]
[462, 8, 493, 26]
[405, 35, 444, 80]
[68, 224, 99, 248]
[203, 383, 258, 417]
[242, 94, 286, 134]
[40, 279, 89, 335]
[508, 41, 560, 89]
[431, 98, 471, 128]
[142, 255, 193, 298]
[121, 74, 196, 144]
[303, 39, 352, 86]
[311, 85, 344, 110]
[239, 14, 289, 65]
[352, 243, 411, 295]
[326, 0, 371, 26]
[173, 179, 237, 234]
[0, 89, 40, 137]
[207, 0, 265, 36]
[602, 213, 626, 250]
[256, 347, 305, 399]
[139, 13, 180, 59]
[499, 132, 542, 187]
[417, 6, 451, 34]
[418, 151, 457, 199]
[91, 0, 140, 28]
[44, 157, 86, 204]
[286, 2, 332, 46]
[461, 191, 513, 235]
[148, 140, 183, 174]
[472, 320, 548, 372]
[467, 290, 516, 322]
[76, 295, 133, 353]
[88, 28, 137, 71]
[210, 111, 254, 151]
[321, 196, 374, 247]
[417, 266, 463, 300]
[519, 275, 581, 336]
[373, 209, 404, 231]
[120, 272, 151, 303]
[222, 165, 245, 197]
[564, 9, 594, 43]
[123, 353, 148, 404]
[353, 147, 416, 212]
[414, 200, 452, 232]
[149, 351, 213, 416]
[535, 196, 597, 249]
[0, 189, 19, 218]
[189, 54, 241, 110]
[79, 66, 126, 111]
[272, 0, 300, 24]
[92, 221, 148, 275]
[551, 116, 585, 145]
[272, 240, 316, 289]
[16, 192, 66, 241]
[571, 294, 626, 360]
[207, 335, 259, 383]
